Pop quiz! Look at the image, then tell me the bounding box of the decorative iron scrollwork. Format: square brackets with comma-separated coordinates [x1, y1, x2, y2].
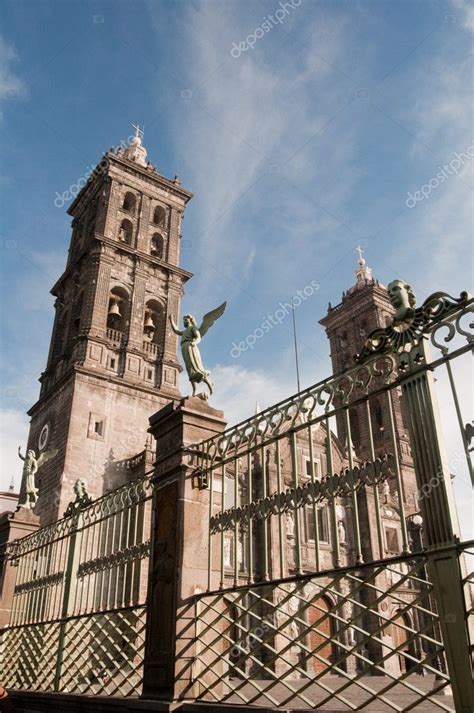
[14, 571, 64, 594]
[210, 454, 394, 533]
[77, 541, 150, 578]
[356, 290, 472, 363]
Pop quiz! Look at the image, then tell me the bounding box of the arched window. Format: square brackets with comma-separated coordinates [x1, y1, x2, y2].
[122, 192, 136, 213]
[107, 286, 130, 333]
[143, 299, 164, 345]
[118, 219, 133, 245]
[150, 233, 164, 259]
[152, 205, 166, 227]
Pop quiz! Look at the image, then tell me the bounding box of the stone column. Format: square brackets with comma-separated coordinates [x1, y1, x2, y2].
[142, 396, 226, 704]
[398, 342, 474, 713]
[0, 508, 40, 629]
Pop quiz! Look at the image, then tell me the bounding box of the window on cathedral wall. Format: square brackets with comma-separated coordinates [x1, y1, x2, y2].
[118, 219, 133, 245]
[307, 506, 330, 543]
[88, 413, 106, 440]
[122, 192, 136, 213]
[150, 233, 164, 259]
[385, 527, 399, 554]
[152, 205, 166, 227]
[305, 458, 319, 479]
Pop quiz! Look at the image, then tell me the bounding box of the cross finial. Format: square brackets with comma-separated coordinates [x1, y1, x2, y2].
[132, 123, 144, 140]
[356, 244, 364, 262]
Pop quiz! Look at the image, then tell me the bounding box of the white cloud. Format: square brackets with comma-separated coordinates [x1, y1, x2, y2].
[0, 408, 29, 493]
[0, 36, 27, 103]
[198, 363, 296, 427]
[451, 0, 474, 33]
[148, 2, 360, 307]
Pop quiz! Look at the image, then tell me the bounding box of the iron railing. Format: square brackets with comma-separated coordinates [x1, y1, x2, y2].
[189, 289, 473, 710]
[0, 474, 152, 696]
[193, 543, 472, 712]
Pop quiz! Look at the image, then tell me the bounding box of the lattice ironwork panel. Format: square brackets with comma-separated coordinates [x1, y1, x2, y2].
[58, 607, 146, 696]
[0, 607, 146, 697]
[0, 622, 60, 690]
[195, 557, 455, 711]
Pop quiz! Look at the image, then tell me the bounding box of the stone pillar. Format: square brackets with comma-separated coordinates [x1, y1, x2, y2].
[142, 396, 226, 704]
[398, 342, 474, 713]
[0, 508, 40, 629]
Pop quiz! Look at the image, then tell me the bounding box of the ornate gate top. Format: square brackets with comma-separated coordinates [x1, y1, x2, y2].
[355, 283, 472, 363]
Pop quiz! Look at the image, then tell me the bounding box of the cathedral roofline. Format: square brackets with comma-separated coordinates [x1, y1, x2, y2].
[67, 150, 193, 217]
[319, 280, 389, 327]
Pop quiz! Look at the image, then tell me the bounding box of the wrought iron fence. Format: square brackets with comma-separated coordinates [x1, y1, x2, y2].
[193, 543, 472, 712]
[0, 474, 152, 696]
[190, 289, 473, 710]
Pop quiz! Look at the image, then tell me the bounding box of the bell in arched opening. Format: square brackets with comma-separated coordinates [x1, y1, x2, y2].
[108, 300, 121, 318]
[144, 312, 155, 338]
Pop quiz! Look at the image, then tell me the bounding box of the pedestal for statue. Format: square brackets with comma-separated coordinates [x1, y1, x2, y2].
[142, 396, 226, 703]
[0, 506, 40, 628]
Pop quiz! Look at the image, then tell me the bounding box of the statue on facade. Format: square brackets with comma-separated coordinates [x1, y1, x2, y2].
[64, 479, 93, 517]
[338, 520, 346, 545]
[169, 302, 226, 398]
[18, 446, 58, 509]
[387, 280, 416, 326]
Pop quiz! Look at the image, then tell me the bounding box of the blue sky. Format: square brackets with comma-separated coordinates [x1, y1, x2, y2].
[0, 0, 472, 532]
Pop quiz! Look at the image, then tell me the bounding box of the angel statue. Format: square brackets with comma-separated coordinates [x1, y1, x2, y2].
[18, 445, 58, 509]
[169, 302, 226, 398]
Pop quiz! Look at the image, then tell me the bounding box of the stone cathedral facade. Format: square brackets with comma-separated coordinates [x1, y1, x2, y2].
[19, 135, 420, 588]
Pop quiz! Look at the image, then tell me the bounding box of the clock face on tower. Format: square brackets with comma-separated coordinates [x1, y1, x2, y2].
[38, 422, 50, 451]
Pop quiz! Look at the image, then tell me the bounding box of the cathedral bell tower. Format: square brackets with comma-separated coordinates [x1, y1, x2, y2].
[24, 128, 193, 524]
[320, 251, 418, 561]
[320, 248, 400, 458]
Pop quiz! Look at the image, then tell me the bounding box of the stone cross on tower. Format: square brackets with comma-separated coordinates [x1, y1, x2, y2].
[132, 123, 144, 140]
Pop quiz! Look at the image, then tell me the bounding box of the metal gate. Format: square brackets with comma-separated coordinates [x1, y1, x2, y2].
[192, 287, 474, 712]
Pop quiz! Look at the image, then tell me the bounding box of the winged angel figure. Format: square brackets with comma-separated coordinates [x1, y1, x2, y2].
[170, 302, 227, 398]
[18, 446, 58, 509]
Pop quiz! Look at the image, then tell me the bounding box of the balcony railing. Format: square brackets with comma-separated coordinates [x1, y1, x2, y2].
[106, 327, 124, 345]
[143, 340, 159, 357]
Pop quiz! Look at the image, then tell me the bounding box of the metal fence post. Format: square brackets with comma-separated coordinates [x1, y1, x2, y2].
[397, 340, 474, 713]
[53, 512, 81, 692]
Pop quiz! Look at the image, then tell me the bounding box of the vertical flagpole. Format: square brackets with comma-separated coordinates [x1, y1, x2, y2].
[291, 297, 301, 393]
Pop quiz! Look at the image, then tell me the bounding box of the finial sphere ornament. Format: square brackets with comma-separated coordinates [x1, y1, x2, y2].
[170, 302, 227, 398]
